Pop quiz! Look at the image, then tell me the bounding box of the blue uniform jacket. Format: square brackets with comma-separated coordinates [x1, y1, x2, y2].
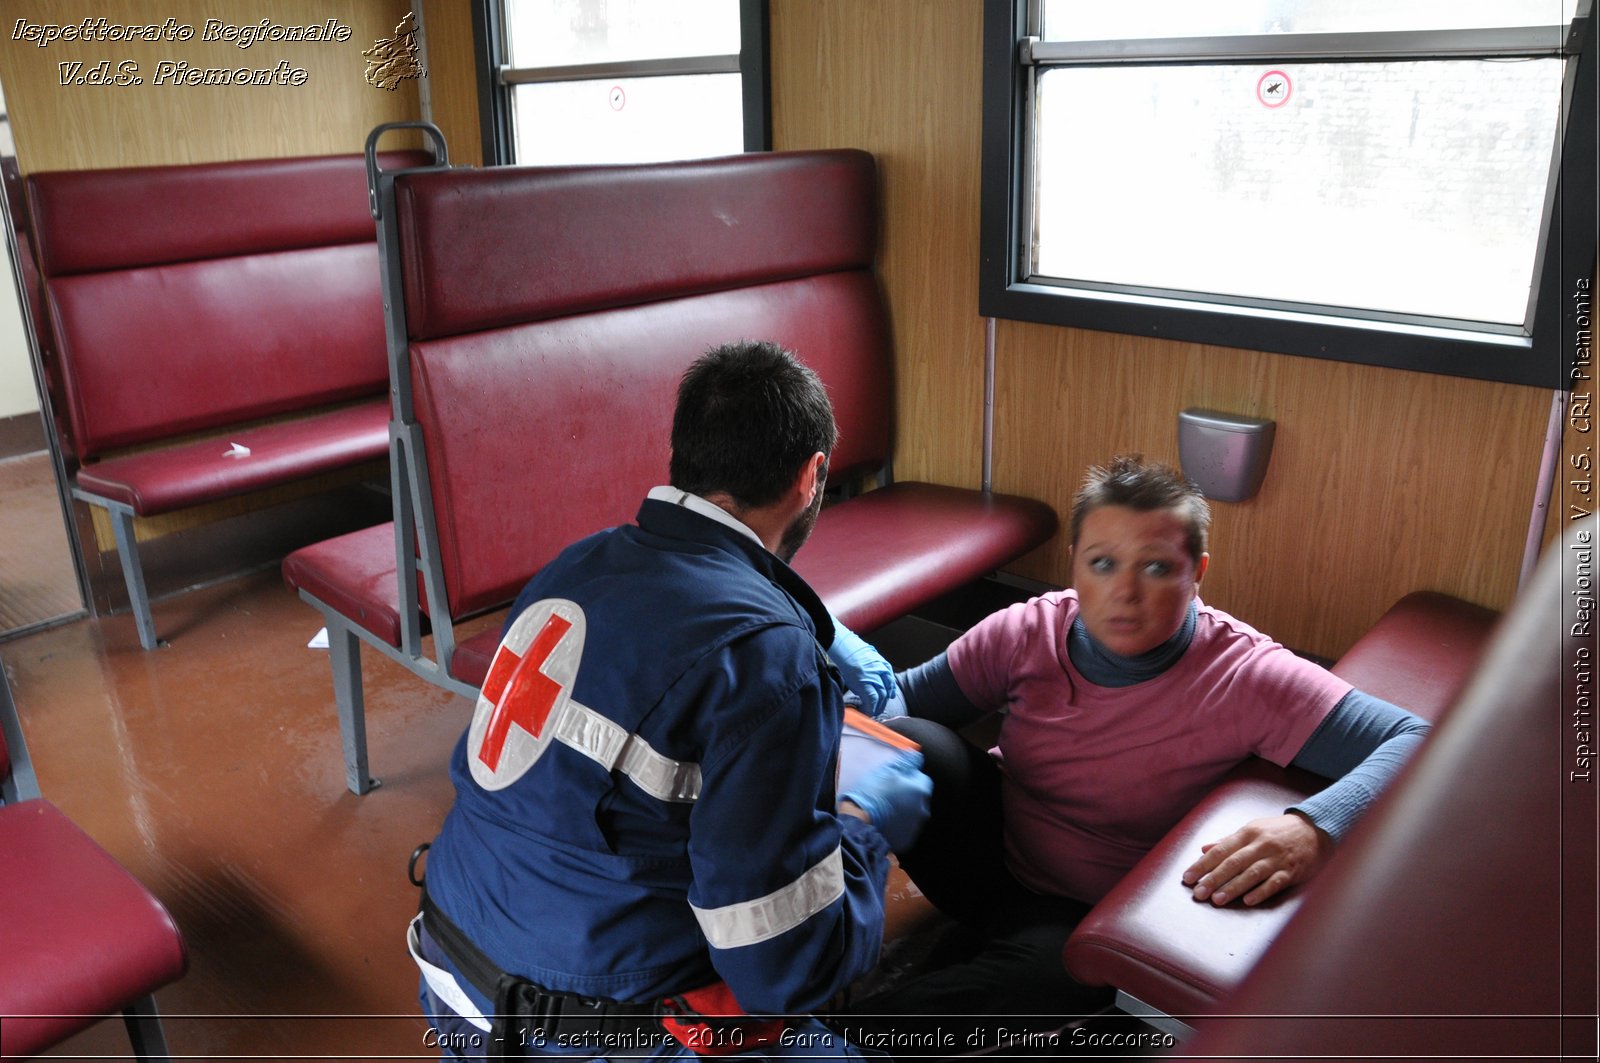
[424, 495, 893, 1019]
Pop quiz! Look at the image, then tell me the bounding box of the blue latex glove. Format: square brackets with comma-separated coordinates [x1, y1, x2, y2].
[873, 685, 908, 720]
[840, 751, 933, 852]
[828, 617, 898, 717]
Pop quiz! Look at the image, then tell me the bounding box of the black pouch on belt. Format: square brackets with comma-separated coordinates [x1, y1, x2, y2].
[412, 853, 668, 1060]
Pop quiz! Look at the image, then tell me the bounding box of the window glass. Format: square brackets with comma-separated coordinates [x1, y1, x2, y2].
[498, 0, 750, 166]
[982, 1, 1596, 385]
[505, 0, 741, 67]
[1033, 58, 1565, 325]
[511, 74, 744, 165]
[1042, 0, 1581, 41]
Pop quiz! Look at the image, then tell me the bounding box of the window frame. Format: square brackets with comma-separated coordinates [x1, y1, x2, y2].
[979, 0, 1598, 390]
[471, 0, 770, 169]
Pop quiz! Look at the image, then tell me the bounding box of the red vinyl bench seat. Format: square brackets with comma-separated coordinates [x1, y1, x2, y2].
[437, 482, 1059, 690]
[284, 141, 1058, 794]
[793, 482, 1061, 638]
[71, 401, 390, 516]
[281, 521, 415, 651]
[0, 800, 190, 1058]
[1178, 523, 1591, 1059]
[2, 669, 189, 1060]
[23, 151, 429, 650]
[287, 479, 1063, 694]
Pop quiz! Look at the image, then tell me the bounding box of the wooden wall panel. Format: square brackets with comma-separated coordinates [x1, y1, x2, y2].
[0, 0, 420, 174]
[771, 0, 987, 491]
[770, 0, 1553, 660]
[419, 0, 483, 166]
[993, 321, 1551, 657]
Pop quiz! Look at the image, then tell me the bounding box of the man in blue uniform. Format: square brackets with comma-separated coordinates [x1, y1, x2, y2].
[411, 340, 931, 1060]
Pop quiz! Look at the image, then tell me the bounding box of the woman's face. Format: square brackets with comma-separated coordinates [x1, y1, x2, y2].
[1071, 504, 1209, 658]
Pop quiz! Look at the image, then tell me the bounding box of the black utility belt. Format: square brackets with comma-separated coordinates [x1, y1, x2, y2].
[419, 889, 667, 1045]
[418, 888, 788, 1058]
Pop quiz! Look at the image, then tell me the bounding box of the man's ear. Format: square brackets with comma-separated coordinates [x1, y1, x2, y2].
[800, 451, 827, 504]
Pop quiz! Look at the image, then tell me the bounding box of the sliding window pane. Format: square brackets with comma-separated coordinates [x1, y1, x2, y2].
[1041, 0, 1582, 42]
[512, 73, 743, 165]
[1032, 59, 1564, 326]
[506, 0, 741, 67]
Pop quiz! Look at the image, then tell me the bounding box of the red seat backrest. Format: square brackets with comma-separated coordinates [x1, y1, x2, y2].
[26, 152, 426, 460]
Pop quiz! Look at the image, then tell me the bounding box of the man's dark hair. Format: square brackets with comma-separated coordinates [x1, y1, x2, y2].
[1071, 455, 1211, 564]
[670, 340, 837, 509]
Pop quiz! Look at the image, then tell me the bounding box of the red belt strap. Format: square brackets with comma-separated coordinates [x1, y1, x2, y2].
[659, 982, 788, 1057]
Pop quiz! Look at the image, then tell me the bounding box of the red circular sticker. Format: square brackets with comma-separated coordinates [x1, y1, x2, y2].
[608, 85, 626, 111]
[1257, 70, 1291, 108]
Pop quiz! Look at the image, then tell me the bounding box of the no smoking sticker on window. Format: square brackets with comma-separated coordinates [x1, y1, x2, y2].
[1257, 70, 1291, 108]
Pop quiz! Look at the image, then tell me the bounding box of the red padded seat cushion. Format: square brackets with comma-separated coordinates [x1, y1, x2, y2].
[0, 800, 187, 1057]
[283, 522, 413, 649]
[446, 484, 1059, 691]
[1061, 761, 1318, 1019]
[47, 245, 389, 458]
[394, 150, 876, 341]
[794, 483, 1058, 636]
[451, 626, 501, 690]
[73, 400, 389, 515]
[1329, 590, 1499, 722]
[410, 274, 892, 621]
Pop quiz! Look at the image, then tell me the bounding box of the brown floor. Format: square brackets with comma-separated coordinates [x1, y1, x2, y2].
[2, 567, 949, 1061]
[0, 451, 83, 635]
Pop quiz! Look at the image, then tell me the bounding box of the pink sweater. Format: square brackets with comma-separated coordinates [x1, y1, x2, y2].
[947, 590, 1350, 903]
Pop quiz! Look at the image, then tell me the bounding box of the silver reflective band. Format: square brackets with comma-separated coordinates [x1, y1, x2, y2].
[691, 848, 845, 950]
[555, 697, 702, 803]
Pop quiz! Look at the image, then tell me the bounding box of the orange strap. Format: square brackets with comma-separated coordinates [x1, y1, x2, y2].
[843, 707, 920, 752]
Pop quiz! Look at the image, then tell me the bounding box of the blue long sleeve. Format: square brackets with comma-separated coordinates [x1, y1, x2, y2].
[1287, 689, 1431, 840]
[896, 652, 985, 730]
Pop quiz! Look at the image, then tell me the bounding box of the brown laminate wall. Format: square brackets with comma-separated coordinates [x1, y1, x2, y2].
[0, 0, 421, 173]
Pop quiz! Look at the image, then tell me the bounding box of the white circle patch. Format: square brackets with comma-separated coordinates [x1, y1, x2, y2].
[467, 598, 587, 791]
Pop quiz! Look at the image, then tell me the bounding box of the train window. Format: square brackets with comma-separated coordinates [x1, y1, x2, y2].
[980, 0, 1597, 388]
[477, 0, 769, 166]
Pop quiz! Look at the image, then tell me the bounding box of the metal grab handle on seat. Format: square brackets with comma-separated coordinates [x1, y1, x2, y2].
[364, 120, 450, 219]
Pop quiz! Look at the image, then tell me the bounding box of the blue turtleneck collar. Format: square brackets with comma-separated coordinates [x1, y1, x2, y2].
[1068, 599, 1198, 687]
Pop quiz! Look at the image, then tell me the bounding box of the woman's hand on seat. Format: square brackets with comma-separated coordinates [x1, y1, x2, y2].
[1181, 812, 1334, 907]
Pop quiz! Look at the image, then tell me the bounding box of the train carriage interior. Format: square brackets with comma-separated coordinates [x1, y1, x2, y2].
[0, 1, 1595, 1060]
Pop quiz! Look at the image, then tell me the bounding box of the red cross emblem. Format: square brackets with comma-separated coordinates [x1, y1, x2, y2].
[477, 612, 572, 772]
[467, 599, 586, 790]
